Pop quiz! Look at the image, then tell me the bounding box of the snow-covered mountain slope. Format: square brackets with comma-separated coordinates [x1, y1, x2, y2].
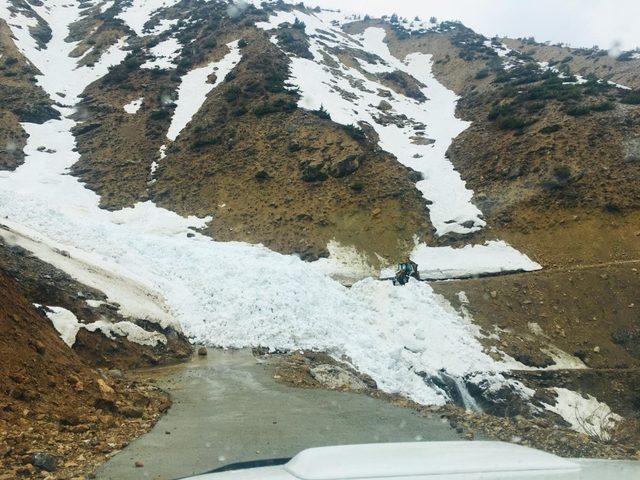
[0, 0, 636, 432]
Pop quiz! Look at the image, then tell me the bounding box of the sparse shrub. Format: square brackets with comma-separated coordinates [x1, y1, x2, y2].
[252, 98, 297, 116]
[553, 165, 572, 181]
[525, 101, 545, 113]
[566, 105, 591, 116]
[343, 124, 366, 141]
[488, 103, 513, 120]
[203, 37, 217, 49]
[620, 90, 640, 105]
[224, 85, 241, 102]
[605, 201, 622, 213]
[497, 115, 527, 130]
[475, 68, 489, 80]
[149, 109, 171, 120]
[350, 182, 364, 192]
[617, 51, 635, 62]
[312, 105, 331, 120]
[276, 28, 312, 59]
[123, 53, 141, 71]
[590, 101, 615, 112]
[232, 106, 247, 117]
[540, 124, 561, 134]
[191, 136, 221, 149]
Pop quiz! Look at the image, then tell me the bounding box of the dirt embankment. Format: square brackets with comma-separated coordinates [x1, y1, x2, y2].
[433, 263, 640, 371]
[0, 272, 173, 479]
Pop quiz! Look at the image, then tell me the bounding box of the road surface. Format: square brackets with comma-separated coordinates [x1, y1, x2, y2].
[97, 349, 462, 480]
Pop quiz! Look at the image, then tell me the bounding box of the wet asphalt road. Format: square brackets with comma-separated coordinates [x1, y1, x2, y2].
[96, 349, 462, 480]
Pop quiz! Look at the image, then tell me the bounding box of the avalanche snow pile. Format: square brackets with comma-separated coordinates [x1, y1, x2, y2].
[0, 0, 539, 406]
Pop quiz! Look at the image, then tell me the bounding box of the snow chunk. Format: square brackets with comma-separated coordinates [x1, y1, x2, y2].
[166, 40, 242, 141]
[84, 320, 166, 346]
[46, 306, 82, 347]
[45, 306, 166, 347]
[86, 299, 105, 308]
[142, 37, 182, 69]
[123, 97, 143, 114]
[544, 388, 622, 439]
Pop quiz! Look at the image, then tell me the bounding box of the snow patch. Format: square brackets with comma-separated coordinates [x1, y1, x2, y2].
[166, 40, 242, 141]
[84, 319, 167, 346]
[99, 0, 114, 13]
[117, 0, 181, 36]
[258, 13, 485, 236]
[142, 37, 182, 69]
[46, 306, 82, 347]
[123, 97, 143, 114]
[406, 240, 541, 280]
[544, 388, 622, 439]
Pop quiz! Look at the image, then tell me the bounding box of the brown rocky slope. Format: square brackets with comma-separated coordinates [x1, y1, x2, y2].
[0, 271, 172, 479]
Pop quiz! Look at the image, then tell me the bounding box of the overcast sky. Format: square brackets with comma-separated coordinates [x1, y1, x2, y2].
[296, 0, 640, 52]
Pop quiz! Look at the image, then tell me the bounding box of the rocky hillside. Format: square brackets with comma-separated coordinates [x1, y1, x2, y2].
[344, 18, 640, 257]
[68, 1, 432, 263]
[0, 17, 57, 169]
[0, 271, 172, 478]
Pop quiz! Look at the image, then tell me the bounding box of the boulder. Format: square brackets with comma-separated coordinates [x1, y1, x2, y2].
[31, 452, 57, 472]
[309, 364, 368, 392]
